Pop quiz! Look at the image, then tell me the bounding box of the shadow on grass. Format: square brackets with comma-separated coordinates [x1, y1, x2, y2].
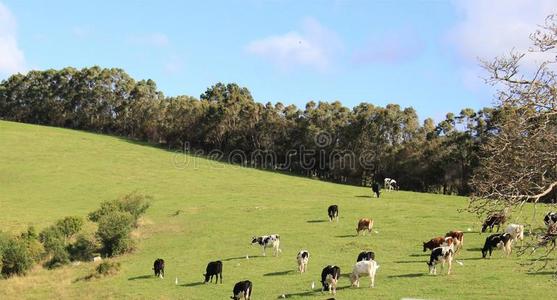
[526, 271, 557, 276]
[281, 285, 351, 298]
[264, 270, 295, 276]
[182, 282, 205, 287]
[355, 195, 371, 198]
[128, 275, 153, 281]
[394, 260, 423, 264]
[336, 234, 356, 238]
[387, 273, 424, 278]
[222, 255, 262, 261]
[409, 253, 428, 257]
[460, 257, 483, 261]
[466, 247, 483, 252]
[307, 220, 327, 223]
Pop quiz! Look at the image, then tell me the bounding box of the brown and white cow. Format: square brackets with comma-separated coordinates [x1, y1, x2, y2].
[423, 236, 445, 252]
[356, 218, 374, 236]
[445, 230, 464, 253]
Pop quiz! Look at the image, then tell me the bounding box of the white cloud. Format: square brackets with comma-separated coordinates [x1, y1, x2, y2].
[352, 28, 424, 65]
[245, 18, 342, 71]
[128, 33, 170, 47]
[0, 2, 26, 76]
[450, 0, 556, 68]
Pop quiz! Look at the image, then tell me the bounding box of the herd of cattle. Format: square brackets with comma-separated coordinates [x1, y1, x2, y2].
[148, 185, 557, 299]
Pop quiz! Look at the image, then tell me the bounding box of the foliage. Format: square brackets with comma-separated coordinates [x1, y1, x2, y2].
[95, 211, 135, 257]
[67, 235, 98, 262]
[88, 192, 150, 226]
[55, 217, 84, 240]
[0, 234, 34, 277]
[95, 261, 121, 277]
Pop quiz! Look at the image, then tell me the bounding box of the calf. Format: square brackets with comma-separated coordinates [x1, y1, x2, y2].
[296, 250, 309, 273]
[445, 231, 464, 253]
[153, 258, 165, 279]
[423, 236, 445, 252]
[482, 233, 512, 258]
[544, 212, 557, 227]
[231, 280, 252, 300]
[426, 246, 453, 275]
[203, 260, 223, 284]
[356, 218, 374, 236]
[505, 224, 524, 245]
[356, 251, 375, 262]
[350, 260, 379, 288]
[371, 183, 380, 198]
[251, 234, 281, 256]
[320, 265, 341, 295]
[328, 205, 339, 222]
[481, 213, 507, 232]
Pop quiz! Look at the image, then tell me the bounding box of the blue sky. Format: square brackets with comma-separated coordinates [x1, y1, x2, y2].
[0, 1, 554, 121]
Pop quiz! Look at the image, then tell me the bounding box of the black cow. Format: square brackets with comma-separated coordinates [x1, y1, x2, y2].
[320, 265, 341, 295]
[231, 280, 252, 300]
[153, 258, 165, 278]
[371, 183, 380, 198]
[356, 251, 375, 262]
[482, 233, 512, 258]
[204, 260, 223, 284]
[481, 213, 507, 233]
[544, 212, 557, 227]
[327, 205, 339, 222]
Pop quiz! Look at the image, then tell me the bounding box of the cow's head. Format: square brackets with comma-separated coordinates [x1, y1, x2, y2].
[251, 237, 258, 244]
[203, 273, 209, 283]
[481, 223, 488, 233]
[426, 262, 434, 273]
[481, 248, 488, 258]
[422, 242, 428, 252]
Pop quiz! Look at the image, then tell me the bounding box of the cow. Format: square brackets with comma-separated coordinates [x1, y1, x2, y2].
[539, 223, 557, 246]
[320, 265, 341, 295]
[504, 224, 524, 246]
[203, 260, 223, 284]
[423, 236, 445, 252]
[371, 183, 380, 198]
[350, 260, 379, 288]
[445, 231, 464, 253]
[481, 213, 507, 233]
[544, 212, 557, 227]
[442, 237, 455, 252]
[384, 178, 398, 191]
[482, 233, 512, 258]
[328, 205, 339, 222]
[356, 218, 374, 236]
[356, 251, 375, 262]
[426, 246, 453, 275]
[296, 250, 310, 273]
[251, 234, 281, 256]
[231, 280, 252, 300]
[153, 258, 165, 279]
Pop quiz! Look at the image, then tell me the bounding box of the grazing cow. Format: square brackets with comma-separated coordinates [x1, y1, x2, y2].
[371, 183, 380, 198]
[350, 260, 379, 288]
[539, 223, 557, 246]
[231, 280, 252, 300]
[320, 265, 341, 295]
[153, 258, 165, 279]
[544, 212, 557, 227]
[203, 260, 223, 284]
[384, 178, 398, 191]
[297, 250, 310, 273]
[356, 218, 374, 236]
[445, 231, 464, 253]
[505, 224, 524, 245]
[251, 234, 281, 256]
[356, 251, 375, 262]
[482, 233, 512, 258]
[423, 236, 445, 252]
[481, 213, 507, 233]
[427, 246, 453, 275]
[328, 205, 339, 222]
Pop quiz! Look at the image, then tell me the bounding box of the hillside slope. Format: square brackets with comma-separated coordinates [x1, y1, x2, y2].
[0, 120, 553, 299]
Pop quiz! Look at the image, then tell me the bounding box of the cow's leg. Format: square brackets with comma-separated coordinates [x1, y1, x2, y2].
[447, 259, 452, 275]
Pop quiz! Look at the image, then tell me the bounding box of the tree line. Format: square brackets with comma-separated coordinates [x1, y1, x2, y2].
[0, 66, 502, 195]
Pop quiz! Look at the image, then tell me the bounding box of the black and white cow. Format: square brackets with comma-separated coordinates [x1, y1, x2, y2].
[426, 246, 453, 275]
[153, 258, 165, 278]
[320, 265, 341, 295]
[328, 205, 339, 222]
[251, 234, 281, 256]
[203, 260, 223, 284]
[371, 183, 380, 198]
[482, 233, 512, 258]
[356, 251, 375, 262]
[230, 280, 252, 300]
[544, 212, 557, 227]
[296, 250, 309, 273]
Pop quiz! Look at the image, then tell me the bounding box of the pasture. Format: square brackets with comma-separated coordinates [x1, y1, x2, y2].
[0, 120, 554, 299]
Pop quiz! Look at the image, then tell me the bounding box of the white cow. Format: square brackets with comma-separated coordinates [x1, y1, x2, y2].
[296, 250, 309, 273]
[251, 234, 281, 256]
[350, 260, 379, 288]
[384, 178, 398, 191]
[505, 224, 524, 248]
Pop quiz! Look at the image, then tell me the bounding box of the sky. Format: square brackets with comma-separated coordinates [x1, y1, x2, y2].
[0, 0, 555, 121]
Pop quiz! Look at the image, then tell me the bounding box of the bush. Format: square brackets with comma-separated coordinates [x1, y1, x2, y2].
[55, 216, 83, 240]
[95, 261, 120, 277]
[39, 225, 69, 269]
[68, 235, 98, 261]
[20, 226, 45, 263]
[96, 211, 135, 257]
[88, 192, 150, 226]
[0, 235, 34, 277]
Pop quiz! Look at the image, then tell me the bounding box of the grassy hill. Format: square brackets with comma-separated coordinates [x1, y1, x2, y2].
[0, 120, 554, 299]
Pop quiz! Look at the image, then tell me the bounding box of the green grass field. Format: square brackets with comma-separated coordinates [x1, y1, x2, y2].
[0, 120, 554, 299]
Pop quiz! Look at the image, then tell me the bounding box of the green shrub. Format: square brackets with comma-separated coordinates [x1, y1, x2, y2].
[39, 225, 69, 268]
[88, 192, 150, 226]
[55, 216, 83, 240]
[68, 235, 98, 261]
[0, 236, 34, 277]
[95, 261, 120, 277]
[96, 211, 135, 257]
[19, 226, 45, 263]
